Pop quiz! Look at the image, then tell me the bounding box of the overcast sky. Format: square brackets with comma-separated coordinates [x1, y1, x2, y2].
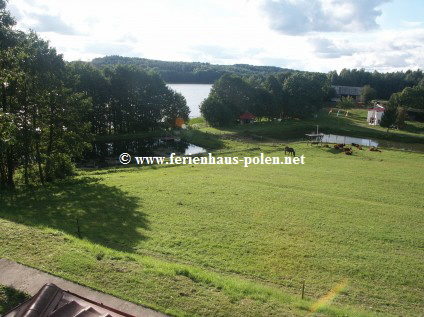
[6, 0, 424, 73]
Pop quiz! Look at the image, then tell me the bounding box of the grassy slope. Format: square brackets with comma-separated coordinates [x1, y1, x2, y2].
[1, 140, 423, 316]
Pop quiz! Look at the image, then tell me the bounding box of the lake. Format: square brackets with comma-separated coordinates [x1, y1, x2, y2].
[80, 138, 207, 167]
[167, 83, 212, 118]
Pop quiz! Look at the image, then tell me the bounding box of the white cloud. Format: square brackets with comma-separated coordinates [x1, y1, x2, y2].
[309, 37, 356, 58]
[261, 0, 390, 35]
[351, 29, 424, 71]
[401, 21, 423, 28]
[5, 0, 424, 73]
[29, 13, 79, 35]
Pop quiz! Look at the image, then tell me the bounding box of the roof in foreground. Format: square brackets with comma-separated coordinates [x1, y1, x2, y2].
[4, 283, 136, 317]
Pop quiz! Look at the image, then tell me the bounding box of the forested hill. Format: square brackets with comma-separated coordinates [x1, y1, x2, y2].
[91, 55, 292, 83]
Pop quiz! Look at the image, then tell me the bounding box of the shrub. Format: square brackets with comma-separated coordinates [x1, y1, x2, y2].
[45, 153, 75, 182]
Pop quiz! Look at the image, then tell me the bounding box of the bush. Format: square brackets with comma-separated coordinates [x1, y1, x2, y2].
[337, 96, 356, 109]
[45, 153, 75, 182]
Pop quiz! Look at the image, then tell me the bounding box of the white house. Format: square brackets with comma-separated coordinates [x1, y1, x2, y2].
[367, 104, 385, 125]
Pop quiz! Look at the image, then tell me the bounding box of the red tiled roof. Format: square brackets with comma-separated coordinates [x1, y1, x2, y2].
[240, 112, 256, 119]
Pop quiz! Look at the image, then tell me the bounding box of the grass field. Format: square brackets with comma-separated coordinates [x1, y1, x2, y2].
[1, 134, 423, 316]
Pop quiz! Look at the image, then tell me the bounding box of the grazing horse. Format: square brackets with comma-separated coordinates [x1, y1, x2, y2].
[284, 146, 295, 156]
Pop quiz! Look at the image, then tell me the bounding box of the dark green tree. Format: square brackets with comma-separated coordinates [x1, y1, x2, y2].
[396, 107, 407, 129]
[399, 86, 424, 110]
[209, 74, 255, 118]
[252, 87, 274, 121]
[162, 90, 190, 128]
[0, 25, 92, 187]
[282, 72, 326, 118]
[200, 95, 232, 126]
[337, 96, 356, 109]
[360, 85, 377, 105]
[264, 75, 286, 118]
[380, 105, 397, 132]
[66, 62, 111, 134]
[0, 0, 15, 46]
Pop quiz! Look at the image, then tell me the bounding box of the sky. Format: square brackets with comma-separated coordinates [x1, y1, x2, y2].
[6, 0, 424, 73]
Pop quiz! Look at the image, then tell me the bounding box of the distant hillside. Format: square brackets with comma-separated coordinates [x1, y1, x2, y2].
[91, 55, 293, 84]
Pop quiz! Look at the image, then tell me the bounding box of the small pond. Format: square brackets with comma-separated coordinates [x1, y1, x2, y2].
[79, 138, 207, 167]
[320, 134, 424, 152]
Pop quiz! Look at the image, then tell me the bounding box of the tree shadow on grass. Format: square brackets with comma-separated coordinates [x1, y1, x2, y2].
[403, 122, 424, 134]
[0, 177, 148, 253]
[0, 285, 30, 315]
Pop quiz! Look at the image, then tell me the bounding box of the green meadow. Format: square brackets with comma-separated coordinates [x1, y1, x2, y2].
[1, 112, 423, 317]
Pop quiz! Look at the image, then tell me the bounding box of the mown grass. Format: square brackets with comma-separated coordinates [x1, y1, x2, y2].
[0, 285, 30, 315]
[1, 139, 423, 317]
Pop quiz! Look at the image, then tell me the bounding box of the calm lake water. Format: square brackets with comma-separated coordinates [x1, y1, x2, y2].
[81, 138, 207, 167]
[321, 134, 424, 152]
[167, 84, 212, 118]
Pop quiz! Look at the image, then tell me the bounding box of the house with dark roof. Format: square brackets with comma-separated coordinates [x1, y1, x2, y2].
[331, 85, 362, 102]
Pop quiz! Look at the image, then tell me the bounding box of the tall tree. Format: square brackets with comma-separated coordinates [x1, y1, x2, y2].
[0, 29, 92, 187]
[396, 107, 407, 129]
[66, 62, 111, 134]
[360, 85, 377, 105]
[380, 104, 397, 132]
[264, 75, 286, 118]
[200, 95, 232, 127]
[283, 72, 326, 118]
[162, 90, 190, 128]
[209, 74, 256, 118]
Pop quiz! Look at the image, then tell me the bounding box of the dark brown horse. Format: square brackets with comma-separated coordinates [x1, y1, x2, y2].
[284, 146, 295, 156]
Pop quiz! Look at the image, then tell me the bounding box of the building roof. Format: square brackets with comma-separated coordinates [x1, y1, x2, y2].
[4, 284, 136, 317]
[331, 85, 362, 96]
[240, 112, 256, 120]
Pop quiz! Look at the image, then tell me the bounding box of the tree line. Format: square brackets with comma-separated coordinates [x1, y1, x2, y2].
[380, 80, 424, 131]
[93, 56, 424, 103]
[92, 55, 291, 84]
[329, 68, 424, 100]
[67, 62, 189, 135]
[0, 1, 189, 189]
[200, 72, 334, 126]
[200, 70, 424, 127]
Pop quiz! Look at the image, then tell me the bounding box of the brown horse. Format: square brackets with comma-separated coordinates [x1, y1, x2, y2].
[284, 147, 295, 156]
